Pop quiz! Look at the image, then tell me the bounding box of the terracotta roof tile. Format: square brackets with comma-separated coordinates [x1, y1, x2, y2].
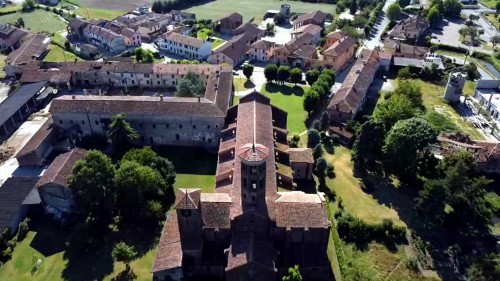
[200, 193, 232, 229]
[152, 211, 182, 272]
[35, 149, 86, 189]
[275, 191, 330, 228]
[288, 148, 314, 164]
[173, 189, 201, 209]
[323, 35, 356, 56]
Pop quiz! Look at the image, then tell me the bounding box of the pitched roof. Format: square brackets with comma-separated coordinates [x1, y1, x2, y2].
[326, 31, 346, 40]
[212, 34, 249, 62]
[290, 44, 317, 58]
[327, 49, 380, 114]
[164, 32, 205, 48]
[84, 25, 123, 42]
[274, 32, 313, 55]
[152, 211, 182, 272]
[69, 18, 91, 31]
[323, 35, 356, 56]
[16, 118, 55, 164]
[0, 177, 40, 232]
[35, 149, 86, 189]
[226, 233, 277, 271]
[0, 23, 28, 47]
[0, 81, 47, 126]
[174, 189, 201, 209]
[7, 34, 50, 65]
[291, 24, 323, 35]
[288, 148, 314, 164]
[219, 12, 243, 23]
[249, 39, 275, 50]
[295, 10, 327, 25]
[233, 22, 264, 37]
[275, 191, 330, 228]
[388, 14, 429, 40]
[200, 193, 232, 229]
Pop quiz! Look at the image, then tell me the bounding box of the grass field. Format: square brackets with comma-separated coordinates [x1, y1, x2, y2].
[44, 44, 83, 62]
[0, 4, 22, 14]
[480, 0, 497, 8]
[0, 227, 157, 281]
[234, 77, 255, 92]
[0, 54, 6, 79]
[197, 28, 226, 49]
[75, 6, 125, 20]
[485, 14, 500, 30]
[175, 174, 215, 193]
[0, 10, 67, 34]
[413, 80, 484, 140]
[260, 83, 308, 135]
[324, 146, 405, 226]
[185, 0, 336, 21]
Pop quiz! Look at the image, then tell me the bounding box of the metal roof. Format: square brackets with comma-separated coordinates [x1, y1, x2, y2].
[0, 81, 47, 126]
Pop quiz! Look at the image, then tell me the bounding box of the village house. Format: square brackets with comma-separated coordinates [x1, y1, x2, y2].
[248, 40, 275, 62]
[323, 31, 346, 50]
[49, 63, 233, 147]
[68, 18, 91, 40]
[232, 22, 265, 45]
[102, 22, 141, 47]
[207, 34, 249, 66]
[83, 25, 126, 54]
[170, 10, 196, 23]
[0, 23, 29, 51]
[291, 24, 322, 45]
[269, 32, 313, 65]
[6, 34, 50, 66]
[113, 13, 172, 41]
[388, 14, 429, 44]
[384, 39, 444, 69]
[327, 49, 381, 123]
[475, 79, 500, 122]
[293, 10, 327, 30]
[152, 92, 331, 281]
[289, 44, 318, 69]
[16, 118, 58, 167]
[35, 148, 86, 220]
[218, 12, 243, 35]
[322, 35, 356, 71]
[157, 32, 212, 60]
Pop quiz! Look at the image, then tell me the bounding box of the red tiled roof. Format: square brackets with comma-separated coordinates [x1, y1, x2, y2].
[323, 35, 356, 56]
[288, 148, 314, 164]
[226, 233, 277, 271]
[219, 12, 243, 23]
[35, 149, 86, 189]
[327, 49, 380, 114]
[326, 31, 346, 40]
[174, 189, 201, 209]
[200, 193, 232, 229]
[249, 39, 275, 50]
[16, 118, 55, 166]
[291, 24, 322, 36]
[152, 211, 182, 272]
[164, 32, 205, 48]
[295, 10, 327, 25]
[275, 191, 330, 228]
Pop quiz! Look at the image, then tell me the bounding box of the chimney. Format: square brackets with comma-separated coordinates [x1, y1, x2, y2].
[72, 94, 76, 99]
[160, 93, 163, 101]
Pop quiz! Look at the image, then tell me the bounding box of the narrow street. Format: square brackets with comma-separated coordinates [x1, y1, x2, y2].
[363, 0, 396, 50]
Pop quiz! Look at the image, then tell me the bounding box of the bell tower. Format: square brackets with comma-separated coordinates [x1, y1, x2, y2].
[239, 143, 268, 207]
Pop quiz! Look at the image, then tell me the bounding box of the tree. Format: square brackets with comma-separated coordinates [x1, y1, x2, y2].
[143, 52, 154, 63]
[264, 64, 278, 83]
[469, 14, 479, 21]
[242, 64, 254, 80]
[431, 0, 445, 15]
[122, 147, 176, 190]
[303, 88, 320, 114]
[397, 67, 413, 80]
[398, 0, 411, 8]
[427, 6, 440, 27]
[443, 0, 462, 17]
[439, 150, 477, 177]
[15, 18, 25, 28]
[318, 69, 336, 87]
[320, 111, 330, 131]
[112, 242, 137, 271]
[283, 265, 303, 281]
[274, 13, 286, 25]
[277, 65, 291, 84]
[107, 114, 139, 154]
[313, 143, 323, 159]
[497, 1, 500, 13]
[352, 120, 386, 170]
[290, 68, 302, 85]
[307, 129, 321, 148]
[314, 157, 328, 177]
[69, 150, 117, 220]
[305, 69, 320, 85]
[464, 62, 481, 81]
[374, 94, 416, 129]
[459, 26, 478, 42]
[387, 3, 402, 22]
[176, 71, 205, 97]
[416, 179, 447, 225]
[491, 34, 500, 49]
[134, 47, 144, 62]
[349, 0, 358, 15]
[393, 80, 423, 109]
[312, 79, 330, 98]
[64, 40, 71, 51]
[22, 0, 35, 11]
[383, 118, 438, 178]
[115, 161, 166, 215]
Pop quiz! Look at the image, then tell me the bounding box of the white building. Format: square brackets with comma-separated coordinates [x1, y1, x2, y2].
[475, 79, 500, 122]
[157, 32, 212, 60]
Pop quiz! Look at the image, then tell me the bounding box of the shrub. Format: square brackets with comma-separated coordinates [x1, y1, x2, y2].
[327, 163, 335, 178]
[17, 218, 30, 242]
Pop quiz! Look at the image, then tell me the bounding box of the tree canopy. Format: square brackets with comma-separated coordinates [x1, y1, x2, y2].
[290, 68, 303, 85]
[242, 64, 254, 80]
[374, 94, 416, 129]
[264, 64, 278, 83]
[112, 242, 137, 267]
[306, 70, 320, 85]
[387, 3, 402, 22]
[393, 80, 423, 109]
[352, 120, 386, 170]
[107, 114, 139, 155]
[283, 265, 303, 281]
[176, 71, 206, 97]
[278, 65, 291, 84]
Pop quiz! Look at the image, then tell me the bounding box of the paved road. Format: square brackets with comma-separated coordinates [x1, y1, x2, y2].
[363, 0, 396, 50]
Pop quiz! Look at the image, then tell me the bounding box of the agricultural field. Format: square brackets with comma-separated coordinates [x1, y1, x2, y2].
[185, 0, 336, 21]
[0, 10, 67, 34]
[43, 44, 82, 62]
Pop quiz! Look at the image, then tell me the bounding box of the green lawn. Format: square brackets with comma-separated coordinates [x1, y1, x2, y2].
[0, 54, 6, 79]
[0, 4, 22, 14]
[51, 31, 68, 47]
[412, 80, 484, 140]
[485, 14, 500, 30]
[44, 44, 83, 62]
[0, 226, 157, 281]
[175, 174, 215, 193]
[0, 10, 67, 34]
[234, 77, 255, 92]
[480, 0, 497, 8]
[185, 0, 336, 21]
[260, 83, 309, 135]
[197, 28, 226, 49]
[75, 7, 125, 20]
[324, 146, 405, 226]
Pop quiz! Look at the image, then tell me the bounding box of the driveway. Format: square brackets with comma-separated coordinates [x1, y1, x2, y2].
[431, 18, 493, 54]
[259, 18, 293, 45]
[363, 0, 396, 50]
[234, 63, 267, 96]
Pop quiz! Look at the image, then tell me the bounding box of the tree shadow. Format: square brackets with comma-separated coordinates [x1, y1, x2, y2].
[264, 83, 304, 96]
[243, 80, 255, 89]
[29, 220, 69, 257]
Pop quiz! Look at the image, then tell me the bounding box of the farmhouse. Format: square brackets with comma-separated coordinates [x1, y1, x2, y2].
[157, 32, 212, 60]
[0, 23, 28, 51]
[293, 10, 327, 29]
[218, 12, 243, 35]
